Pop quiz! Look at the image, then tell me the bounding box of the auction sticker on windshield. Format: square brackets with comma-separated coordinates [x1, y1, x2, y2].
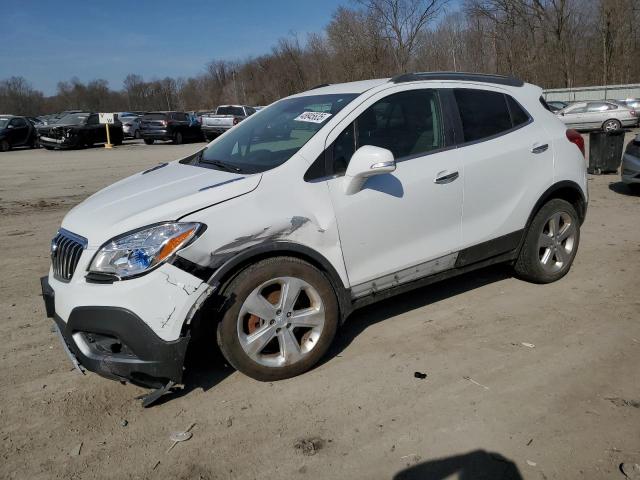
[294, 111, 332, 123]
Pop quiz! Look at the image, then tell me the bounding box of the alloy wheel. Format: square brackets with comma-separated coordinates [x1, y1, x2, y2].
[237, 276, 325, 368]
[537, 211, 577, 273]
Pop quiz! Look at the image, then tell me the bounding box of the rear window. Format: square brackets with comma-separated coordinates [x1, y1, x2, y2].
[142, 113, 168, 121]
[217, 106, 245, 116]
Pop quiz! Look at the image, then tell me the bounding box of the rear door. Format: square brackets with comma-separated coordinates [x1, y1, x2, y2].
[448, 87, 554, 255]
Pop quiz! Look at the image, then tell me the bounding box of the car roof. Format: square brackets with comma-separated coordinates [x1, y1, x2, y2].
[292, 72, 531, 99]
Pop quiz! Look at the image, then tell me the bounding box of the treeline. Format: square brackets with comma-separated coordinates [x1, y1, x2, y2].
[1, 0, 639, 116]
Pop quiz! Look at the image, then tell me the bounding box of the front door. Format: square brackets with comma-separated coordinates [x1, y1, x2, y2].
[325, 88, 463, 295]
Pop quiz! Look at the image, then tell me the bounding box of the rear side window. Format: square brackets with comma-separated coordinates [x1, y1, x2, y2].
[10, 117, 27, 127]
[454, 89, 513, 142]
[506, 95, 530, 126]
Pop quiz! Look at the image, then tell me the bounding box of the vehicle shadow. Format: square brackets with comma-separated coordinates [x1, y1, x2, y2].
[152, 264, 511, 406]
[150, 319, 234, 406]
[608, 181, 639, 196]
[393, 450, 523, 480]
[321, 264, 513, 365]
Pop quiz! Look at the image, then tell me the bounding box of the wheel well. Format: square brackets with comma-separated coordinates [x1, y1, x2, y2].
[210, 245, 352, 321]
[530, 183, 587, 228]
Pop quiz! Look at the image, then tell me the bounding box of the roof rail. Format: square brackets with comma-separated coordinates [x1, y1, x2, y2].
[309, 83, 331, 90]
[389, 72, 524, 87]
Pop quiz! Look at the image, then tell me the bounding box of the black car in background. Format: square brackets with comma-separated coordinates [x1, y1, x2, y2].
[0, 115, 38, 151]
[37, 112, 123, 149]
[139, 111, 203, 144]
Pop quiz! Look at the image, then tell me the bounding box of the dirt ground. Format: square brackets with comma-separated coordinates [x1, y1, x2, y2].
[0, 132, 639, 480]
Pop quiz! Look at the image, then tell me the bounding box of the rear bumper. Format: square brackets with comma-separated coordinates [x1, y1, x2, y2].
[141, 129, 172, 140]
[202, 126, 230, 136]
[41, 276, 190, 388]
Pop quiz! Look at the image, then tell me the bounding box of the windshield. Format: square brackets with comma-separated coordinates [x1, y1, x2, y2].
[56, 113, 89, 125]
[0, 118, 9, 128]
[217, 106, 245, 116]
[199, 93, 358, 174]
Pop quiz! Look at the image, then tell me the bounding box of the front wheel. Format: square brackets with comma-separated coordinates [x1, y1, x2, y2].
[514, 199, 580, 283]
[0, 139, 10, 152]
[602, 119, 621, 132]
[174, 132, 183, 145]
[217, 257, 339, 381]
[134, 130, 141, 139]
[143, 138, 154, 145]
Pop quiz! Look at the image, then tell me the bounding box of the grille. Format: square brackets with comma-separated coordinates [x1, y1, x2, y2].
[51, 229, 87, 281]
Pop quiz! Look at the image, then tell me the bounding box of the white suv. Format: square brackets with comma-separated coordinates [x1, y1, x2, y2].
[41, 73, 588, 394]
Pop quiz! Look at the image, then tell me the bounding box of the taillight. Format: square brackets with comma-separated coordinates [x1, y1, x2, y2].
[233, 117, 239, 125]
[566, 129, 585, 157]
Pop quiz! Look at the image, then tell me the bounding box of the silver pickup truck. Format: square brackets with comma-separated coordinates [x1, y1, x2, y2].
[201, 105, 256, 140]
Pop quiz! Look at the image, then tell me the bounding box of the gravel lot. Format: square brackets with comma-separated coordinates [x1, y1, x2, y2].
[1, 132, 639, 479]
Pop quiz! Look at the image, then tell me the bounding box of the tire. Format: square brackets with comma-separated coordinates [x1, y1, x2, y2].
[602, 119, 621, 132]
[216, 257, 339, 381]
[134, 130, 141, 139]
[144, 138, 154, 145]
[0, 139, 10, 152]
[514, 199, 580, 284]
[174, 132, 183, 145]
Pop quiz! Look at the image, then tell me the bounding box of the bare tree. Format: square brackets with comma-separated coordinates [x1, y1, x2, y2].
[356, 0, 449, 71]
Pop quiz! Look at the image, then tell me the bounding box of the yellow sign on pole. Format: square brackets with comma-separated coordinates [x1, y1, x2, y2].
[99, 113, 115, 149]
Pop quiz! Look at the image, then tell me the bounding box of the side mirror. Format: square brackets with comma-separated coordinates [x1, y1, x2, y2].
[343, 145, 396, 195]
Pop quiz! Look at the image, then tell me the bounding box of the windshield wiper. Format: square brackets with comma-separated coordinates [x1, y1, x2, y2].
[202, 159, 243, 173]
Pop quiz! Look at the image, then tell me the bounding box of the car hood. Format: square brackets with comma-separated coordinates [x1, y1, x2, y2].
[61, 161, 261, 247]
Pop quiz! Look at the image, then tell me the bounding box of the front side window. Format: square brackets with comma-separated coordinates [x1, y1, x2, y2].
[331, 89, 444, 175]
[197, 94, 358, 174]
[10, 118, 27, 127]
[86, 114, 99, 125]
[454, 89, 512, 142]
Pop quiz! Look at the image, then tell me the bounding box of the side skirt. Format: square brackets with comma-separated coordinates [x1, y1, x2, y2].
[351, 230, 523, 310]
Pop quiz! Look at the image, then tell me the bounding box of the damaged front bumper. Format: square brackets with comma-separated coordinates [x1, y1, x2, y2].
[40, 270, 209, 388]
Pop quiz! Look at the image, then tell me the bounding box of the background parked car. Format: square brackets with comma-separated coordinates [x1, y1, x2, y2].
[120, 115, 142, 139]
[37, 112, 123, 149]
[556, 101, 637, 132]
[139, 111, 203, 145]
[621, 134, 640, 193]
[0, 115, 38, 151]
[200, 105, 256, 140]
[547, 100, 568, 112]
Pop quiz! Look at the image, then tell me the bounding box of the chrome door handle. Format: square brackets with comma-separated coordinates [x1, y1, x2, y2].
[434, 171, 459, 184]
[531, 143, 549, 154]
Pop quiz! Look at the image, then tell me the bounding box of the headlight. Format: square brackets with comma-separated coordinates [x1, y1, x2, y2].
[89, 222, 203, 279]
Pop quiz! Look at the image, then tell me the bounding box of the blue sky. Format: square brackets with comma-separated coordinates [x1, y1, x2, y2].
[0, 0, 348, 95]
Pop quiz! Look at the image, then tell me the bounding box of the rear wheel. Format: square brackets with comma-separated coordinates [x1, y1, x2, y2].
[174, 132, 183, 145]
[514, 199, 580, 283]
[216, 257, 339, 381]
[134, 130, 141, 139]
[143, 138, 154, 145]
[602, 119, 621, 132]
[0, 139, 10, 152]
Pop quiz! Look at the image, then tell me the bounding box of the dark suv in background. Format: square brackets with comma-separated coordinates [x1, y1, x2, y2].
[140, 112, 203, 144]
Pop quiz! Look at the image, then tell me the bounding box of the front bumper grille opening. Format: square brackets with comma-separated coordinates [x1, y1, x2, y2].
[51, 229, 87, 281]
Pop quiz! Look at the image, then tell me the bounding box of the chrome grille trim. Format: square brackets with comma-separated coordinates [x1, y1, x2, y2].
[51, 229, 87, 282]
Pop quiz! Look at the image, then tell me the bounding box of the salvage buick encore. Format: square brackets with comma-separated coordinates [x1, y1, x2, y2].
[41, 72, 588, 394]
